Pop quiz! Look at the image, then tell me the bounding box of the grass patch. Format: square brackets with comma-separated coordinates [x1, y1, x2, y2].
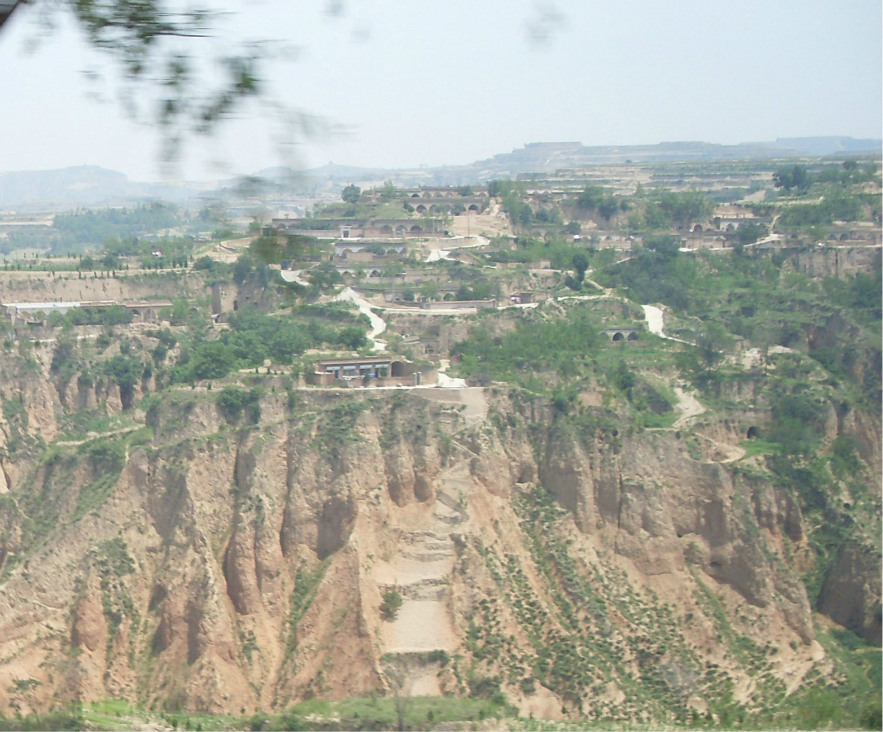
[286, 560, 329, 659]
[739, 438, 782, 458]
[268, 696, 511, 730]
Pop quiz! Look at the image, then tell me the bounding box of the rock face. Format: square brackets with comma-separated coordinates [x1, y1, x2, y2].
[0, 385, 877, 720]
[818, 540, 883, 645]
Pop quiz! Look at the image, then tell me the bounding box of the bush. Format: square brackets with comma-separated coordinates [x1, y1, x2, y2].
[192, 256, 230, 277]
[103, 354, 144, 408]
[380, 589, 403, 620]
[216, 386, 262, 425]
[861, 699, 882, 731]
[769, 392, 827, 456]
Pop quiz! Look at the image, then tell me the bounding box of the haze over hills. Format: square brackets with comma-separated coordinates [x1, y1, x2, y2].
[1, 136, 880, 210]
[0, 166, 210, 212]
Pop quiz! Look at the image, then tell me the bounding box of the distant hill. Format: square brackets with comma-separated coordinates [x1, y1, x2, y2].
[2, 137, 880, 209]
[295, 137, 882, 187]
[0, 166, 203, 211]
[442, 137, 883, 182]
[768, 136, 883, 156]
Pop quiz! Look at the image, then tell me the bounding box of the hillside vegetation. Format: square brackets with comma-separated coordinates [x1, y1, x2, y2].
[0, 160, 879, 730]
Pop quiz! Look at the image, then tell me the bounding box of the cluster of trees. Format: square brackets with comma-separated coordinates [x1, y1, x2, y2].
[631, 190, 714, 231]
[777, 190, 863, 228]
[47, 204, 202, 257]
[192, 255, 232, 277]
[823, 270, 882, 326]
[1, 203, 229, 257]
[774, 161, 880, 192]
[563, 252, 590, 291]
[169, 307, 367, 383]
[216, 386, 262, 425]
[102, 352, 149, 408]
[596, 233, 696, 308]
[576, 185, 625, 221]
[249, 234, 324, 267]
[45, 304, 134, 330]
[453, 307, 601, 388]
[64, 305, 133, 327]
[731, 222, 768, 248]
[489, 180, 572, 229]
[54, 204, 181, 243]
[454, 282, 497, 301]
[491, 180, 716, 235]
[773, 165, 812, 192]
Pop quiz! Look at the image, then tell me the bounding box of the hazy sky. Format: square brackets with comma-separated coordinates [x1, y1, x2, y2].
[1, 0, 881, 182]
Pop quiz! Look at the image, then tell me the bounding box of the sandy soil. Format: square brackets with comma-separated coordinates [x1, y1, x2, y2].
[382, 599, 458, 654]
[447, 206, 511, 238]
[417, 387, 488, 423]
[424, 235, 490, 263]
[279, 269, 309, 286]
[376, 461, 479, 669]
[673, 386, 706, 429]
[202, 237, 252, 263]
[740, 345, 796, 370]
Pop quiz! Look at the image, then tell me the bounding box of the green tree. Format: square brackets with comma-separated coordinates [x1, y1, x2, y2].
[419, 281, 439, 300]
[189, 341, 237, 380]
[166, 297, 191, 326]
[577, 185, 605, 211]
[735, 222, 768, 246]
[306, 263, 343, 290]
[773, 164, 811, 192]
[656, 190, 713, 228]
[380, 180, 398, 200]
[341, 184, 362, 204]
[103, 353, 144, 407]
[233, 253, 255, 284]
[216, 385, 261, 424]
[644, 233, 680, 259]
[0, 1, 271, 161]
[571, 253, 589, 282]
[487, 179, 515, 198]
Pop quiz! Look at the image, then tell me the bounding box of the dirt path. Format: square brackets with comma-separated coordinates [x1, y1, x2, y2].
[424, 235, 490, 263]
[279, 269, 309, 286]
[201, 238, 252, 263]
[642, 304, 693, 345]
[54, 425, 141, 447]
[374, 461, 477, 695]
[672, 386, 706, 429]
[714, 439, 747, 464]
[332, 287, 387, 352]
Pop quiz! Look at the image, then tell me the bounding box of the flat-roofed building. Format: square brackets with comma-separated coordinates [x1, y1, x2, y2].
[307, 356, 436, 387]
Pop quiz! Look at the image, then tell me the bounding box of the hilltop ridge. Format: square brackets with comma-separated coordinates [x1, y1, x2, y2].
[2, 136, 880, 210]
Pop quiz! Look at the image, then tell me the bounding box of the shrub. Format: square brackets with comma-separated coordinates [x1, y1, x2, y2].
[380, 589, 403, 620]
[216, 386, 261, 425]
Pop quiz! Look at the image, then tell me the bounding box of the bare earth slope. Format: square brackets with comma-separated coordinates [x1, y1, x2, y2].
[1, 378, 864, 725]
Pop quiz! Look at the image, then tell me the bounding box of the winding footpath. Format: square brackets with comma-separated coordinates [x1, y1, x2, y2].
[641, 303, 707, 428]
[641, 304, 693, 345]
[332, 287, 388, 352]
[642, 304, 745, 462]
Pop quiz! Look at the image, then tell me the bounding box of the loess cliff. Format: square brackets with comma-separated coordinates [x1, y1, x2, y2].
[0, 364, 878, 726]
